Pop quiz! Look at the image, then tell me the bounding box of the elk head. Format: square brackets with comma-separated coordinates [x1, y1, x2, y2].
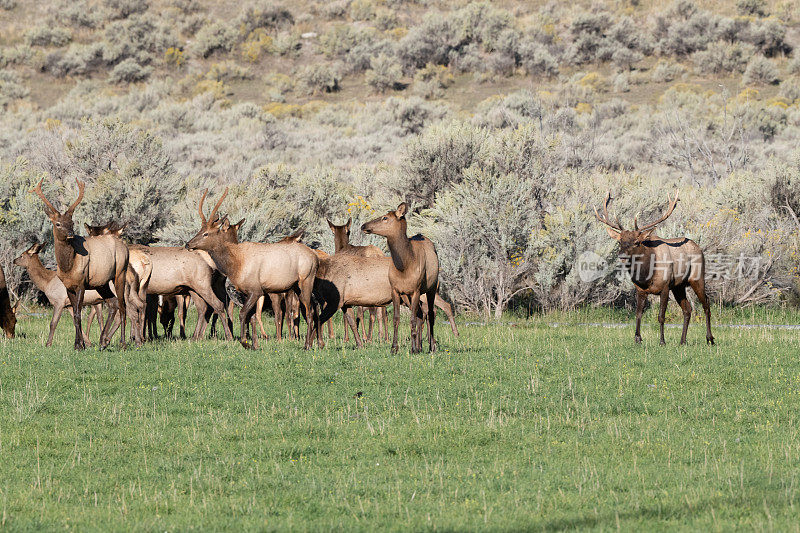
[85, 220, 126, 237]
[327, 218, 351, 250]
[30, 178, 85, 241]
[186, 188, 239, 251]
[361, 203, 408, 237]
[594, 190, 679, 255]
[13, 242, 45, 268]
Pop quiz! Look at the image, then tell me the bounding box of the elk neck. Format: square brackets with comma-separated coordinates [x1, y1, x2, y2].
[202, 240, 239, 280]
[53, 232, 77, 275]
[624, 242, 657, 287]
[384, 227, 414, 272]
[333, 233, 351, 253]
[25, 254, 57, 291]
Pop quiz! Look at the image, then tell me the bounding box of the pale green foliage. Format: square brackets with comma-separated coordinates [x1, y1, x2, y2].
[743, 55, 779, 85]
[193, 21, 238, 58]
[365, 54, 401, 93]
[297, 63, 340, 94]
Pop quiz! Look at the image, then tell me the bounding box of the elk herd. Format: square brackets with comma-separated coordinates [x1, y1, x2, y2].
[0, 180, 714, 350]
[3, 178, 459, 353]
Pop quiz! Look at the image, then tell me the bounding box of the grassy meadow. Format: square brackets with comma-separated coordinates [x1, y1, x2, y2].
[2, 307, 800, 530]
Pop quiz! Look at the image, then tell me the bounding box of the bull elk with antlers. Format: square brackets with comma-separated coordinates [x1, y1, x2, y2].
[186, 188, 320, 349]
[31, 179, 129, 350]
[594, 190, 714, 346]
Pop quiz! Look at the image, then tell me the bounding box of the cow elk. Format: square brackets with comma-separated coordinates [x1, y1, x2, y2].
[0, 265, 18, 338]
[31, 178, 129, 350]
[14, 243, 105, 346]
[362, 203, 439, 353]
[186, 188, 320, 349]
[594, 190, 714, 346]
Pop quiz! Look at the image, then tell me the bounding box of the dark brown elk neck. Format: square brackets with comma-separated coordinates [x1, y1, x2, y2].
[625, 243, 657, 287]
[203, 241, 239, 279]
[333, 233, 351, 253]
[25, 255, 57, 290]
[384, 231, 414, 272]
[53, 233, 77, 274]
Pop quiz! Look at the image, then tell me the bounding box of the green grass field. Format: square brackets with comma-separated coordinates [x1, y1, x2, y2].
[2, 307, 800, 531]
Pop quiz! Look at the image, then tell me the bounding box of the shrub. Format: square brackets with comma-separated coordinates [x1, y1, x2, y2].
[397, 121, 488, 208]
[651, 60, 686, 82]
[103, 14, 178, 65]
[692, 41, 754, 74]
[0, 70, 29, 107]
[736, 0, 767, 16]
[164, 47, 185, 68]
[743, 55, 779, 85]
[24, 26, 72, 47]
[237, 1, 294, 36]
[611, 47, 643, 70]
[104, 0, 148, 19]
[365, 54, 402, 93]
[240, 29, 273, 62]
[0, 0, 16, 9]
[297, 63, 340, 94]
[789, 55, 800, 76]
[44, 43, 105, 77]
[778, 77, 800, 103]
[192, 21, 238, 58]
[518, 40, 558, 76]
[424, 166, 541, 317]
[29, 119, 183, 244]
[108, 58, 153, 83]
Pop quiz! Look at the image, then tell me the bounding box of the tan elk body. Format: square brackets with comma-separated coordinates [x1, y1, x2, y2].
[14, 243, 104, 346]
[31, 179, 129, 350]
[594, 190, 714, 345]
[362, 203, 439, 353]
[0, 265, 17, 338]
[186, 189, 320, 349]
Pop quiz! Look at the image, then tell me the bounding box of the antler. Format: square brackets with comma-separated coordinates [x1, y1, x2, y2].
[634, 189, 679, 233]
[198, 189, 209, 225]
[65, 178, 85, 216]
[209, 187, 228, 222]
[30, 178, 59, 215]
[593, 191, 624, 231]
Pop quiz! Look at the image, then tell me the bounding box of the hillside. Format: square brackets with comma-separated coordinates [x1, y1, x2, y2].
[1, 0, 800, 314]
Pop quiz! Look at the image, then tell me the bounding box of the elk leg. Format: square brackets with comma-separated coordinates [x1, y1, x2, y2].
[327, 314, 334, 339]
[296, 276, 317, 350]
[391, 290, 401, 354]
[434, 293, 459, 337]
[176, 295, 187, 339]
[379, 306, 388, 342]
[270, 293, 283, 341]
[426, 288, 437, 353]
[689, 276, 715, 346]
[342, 307, 349, 343]
[47, 301, 66, 347]
[96, 287, 118, 350]
[255, 295, 269, 340]
[193, 283, 233, 341]
[658, 289, 669, 346]
[409, 291, 422, 354]
[67, 288, 87, 351]
[83, 306, 93, 347]
[115, 269, 128, 349]
[343, 306, 363, 348]
[250, 312, 259, 349]
[239, 292, 260, 349]
[672, 285, 691, 345]
[365, 307, 376, 342]
[634, 290, 646, 345]
[189, 291, 210, 340]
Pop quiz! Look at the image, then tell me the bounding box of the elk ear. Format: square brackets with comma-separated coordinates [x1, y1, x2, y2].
[11, 299, 21, 314]
[604, 226, 621, 240]
[327, 219, 335, 230]
[395, 203, 408, 218]
[233, 218, 245, 231]
[345, 218, 351, 231]
[219, 216, 231, 232]
[32, 242, 44, 254]
[639, 228, 656, 243]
